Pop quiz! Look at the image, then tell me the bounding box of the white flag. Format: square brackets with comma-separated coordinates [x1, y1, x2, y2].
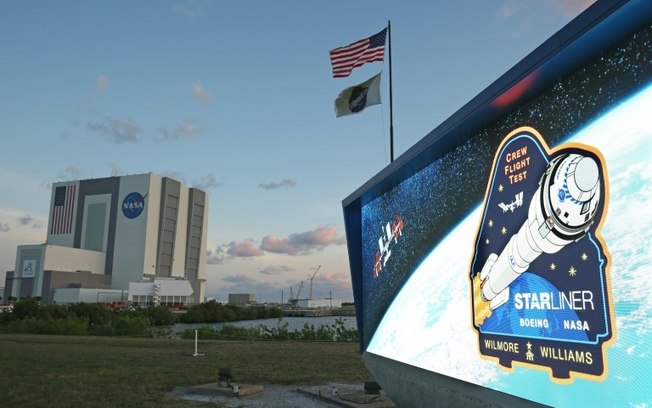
[334, 73, 382, 117]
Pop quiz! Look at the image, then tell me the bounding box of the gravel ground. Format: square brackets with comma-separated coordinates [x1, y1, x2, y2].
[171, 382, 395, 408]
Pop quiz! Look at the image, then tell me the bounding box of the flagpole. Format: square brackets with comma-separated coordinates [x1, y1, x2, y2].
[388, 20, 394, 162]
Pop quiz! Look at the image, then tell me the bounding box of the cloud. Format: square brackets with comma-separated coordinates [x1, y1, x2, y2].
[75, 75, 108, 112]
[549, 0, 595, 16]
[497, 1, 520, 19]
[159, 120, 204, 141]
[495, 0, 595, 39]
[258, 178, 297, 190]
[207, 238, 266, 263]
[0, 222, 10, 232]
[193, 173, 223, 190]
[173, 0, 211, 20]
[227, 239, 265, 258]
[259, 265, 295, 276]
[222, 274, 256, 284]
[17, 214, 42, 229]
[12, 214, 43, 228]
[18, 214, 34, 226]
[206, 245, 226, 265]
[97, 74, 108, 91]
[288, 226, 346, 246]
[261, 226, 346, 256]
[88, 117, 143, 143]
[58, 166, 85, 182]
[192, 81, 213, 103]
[210, 226, 345, 262]
[498, 0, 594, 21]
[259, 236, 296, 255]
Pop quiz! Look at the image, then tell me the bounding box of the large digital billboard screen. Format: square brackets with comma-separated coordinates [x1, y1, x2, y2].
[344, 2, 651, 407]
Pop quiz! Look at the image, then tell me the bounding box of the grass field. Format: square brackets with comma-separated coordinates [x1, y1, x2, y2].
[0, 334, 371, 408]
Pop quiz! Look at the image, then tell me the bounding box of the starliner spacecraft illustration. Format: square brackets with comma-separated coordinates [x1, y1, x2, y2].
[474, 152, 602, 325]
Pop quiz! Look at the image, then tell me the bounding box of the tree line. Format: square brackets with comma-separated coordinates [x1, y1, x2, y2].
[0, 298, 356, 340]
[183, 318, 358, 342]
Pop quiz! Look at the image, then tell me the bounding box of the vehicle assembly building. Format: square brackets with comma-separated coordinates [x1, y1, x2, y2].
[3, 173, 208, 305]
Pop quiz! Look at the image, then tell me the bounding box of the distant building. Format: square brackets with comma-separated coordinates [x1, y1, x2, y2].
[129, 278, 193, 306]
[3, 173, 208, 305]
[296, 298, 342, 309]
[53, 287, 126, 305]
[228, 293, 256, 306]
[1, 273, 10, 303]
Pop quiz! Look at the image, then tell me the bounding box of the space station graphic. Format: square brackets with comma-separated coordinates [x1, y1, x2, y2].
[469, 127, 614, 383]
[372, 214, 405, 279]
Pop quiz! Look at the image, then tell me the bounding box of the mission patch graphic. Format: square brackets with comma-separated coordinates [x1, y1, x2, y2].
[470, 127, 615, 382]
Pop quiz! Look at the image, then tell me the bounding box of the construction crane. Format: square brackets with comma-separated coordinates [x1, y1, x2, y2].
[308, 265, 321, 300]
[296, 281, 304, 300]
[288, 280, 304, 305]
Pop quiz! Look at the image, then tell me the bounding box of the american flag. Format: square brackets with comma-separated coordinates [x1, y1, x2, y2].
[51, 184, 76, 235]
[330, 27, 387, 78]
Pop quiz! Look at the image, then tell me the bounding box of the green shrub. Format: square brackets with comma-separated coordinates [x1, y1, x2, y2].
[261, 320, 291, 340]
[71, 303, 112, 328]
[136, 305, 175, 326]
[178, 301, 284, 323]
[183, 318, 358, 342]
[11, 297, 42, 320]
[113, 316, 149, 336]
[6, 317, 88, 335]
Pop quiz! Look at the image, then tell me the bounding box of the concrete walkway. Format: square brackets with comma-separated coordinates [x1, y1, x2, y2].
[171, 381, 396, 408]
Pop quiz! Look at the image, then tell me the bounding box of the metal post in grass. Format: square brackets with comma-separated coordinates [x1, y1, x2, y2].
[192, 329, 204, 357]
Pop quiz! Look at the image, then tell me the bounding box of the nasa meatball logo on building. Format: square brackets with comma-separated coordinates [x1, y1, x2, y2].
[22, 260, 36, 278]
[122, 192, 147, 219]
[469, 127, 615, 382]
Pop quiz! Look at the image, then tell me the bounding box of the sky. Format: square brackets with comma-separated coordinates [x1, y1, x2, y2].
[0, 0, 595, 303]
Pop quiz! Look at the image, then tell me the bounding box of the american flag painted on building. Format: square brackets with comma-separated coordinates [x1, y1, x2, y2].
[51, 184, 76, 235]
